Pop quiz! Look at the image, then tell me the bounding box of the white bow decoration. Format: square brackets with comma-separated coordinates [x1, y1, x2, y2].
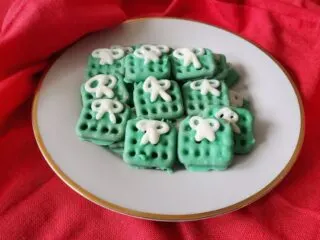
[91, 99, 123, 123]
[173, 48, 204, 69]
[110, 45, 133, 54]
[143, 76, 172, 102]
[136, 120, 170, 145]
[92, 48, 124, 65]
[190, 79, 221, 96]
[84, 74, 117, 98]
[189, 116, 220, 142]
[134, 45, 169, 64]
[215, 107, 241, 134]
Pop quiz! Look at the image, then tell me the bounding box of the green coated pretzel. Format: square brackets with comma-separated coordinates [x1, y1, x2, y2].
[178, 111, 234, 171]
[134, 77, 184, 120]
[123, 118, 177, 171]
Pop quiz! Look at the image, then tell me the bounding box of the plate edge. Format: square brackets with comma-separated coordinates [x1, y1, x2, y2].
[32, 17, 305, 221]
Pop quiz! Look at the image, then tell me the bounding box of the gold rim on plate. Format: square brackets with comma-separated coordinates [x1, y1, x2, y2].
[32, 17, 305, 221]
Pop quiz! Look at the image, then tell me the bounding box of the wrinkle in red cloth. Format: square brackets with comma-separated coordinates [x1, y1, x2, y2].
[0, 0, 320, 239]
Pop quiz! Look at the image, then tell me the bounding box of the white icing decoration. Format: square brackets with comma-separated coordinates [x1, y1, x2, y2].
[189, 116, 220, 142]
[157, 45, 170, 53]
[91, 48, 124, 65]
[229, 90, 244, 107]
[91, 99, 123, 123]
[84, 74, 117, 98]
[136, 120, 170, 145]
[133, 45, 169, 64]
[110, 45, 133, 54]
[215, 107, 241, 134]
[143, 76, 172, 102]
[190, 79, 220, 96]
[172, 48, 204, 69]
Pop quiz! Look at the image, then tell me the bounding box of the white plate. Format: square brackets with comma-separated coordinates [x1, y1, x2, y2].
[32, 18, 304, 221]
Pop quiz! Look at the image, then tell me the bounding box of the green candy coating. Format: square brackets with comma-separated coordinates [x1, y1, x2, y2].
[171, 48, 216, 81]
[81, 74, 129, 105]
[105, 141, 125, 156]
[86, 55, 125, 79]
[76, 100, 131, 145]
[178, 112, 234, 171]
[207, 106, 255, 154]
[124, 54, 171, 83]
[182, 79, 229, 115]
[232, 108, 255, 154]
[76, 44, 256, 173]
[134, 79, 184, 120]
[123, 118, 177, 171]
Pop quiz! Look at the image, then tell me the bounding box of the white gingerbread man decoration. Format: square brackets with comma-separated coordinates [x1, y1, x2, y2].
[84, 74, 117, 99]
[229, 90, 244, 107]
[173, 48, 204, 69]
[91, 99, 123, 123]
[91, 47, 124, 65]
[189, 116, 220, 142]
[190, 79, 221, 96]
[134, 44, 169, 64]
[136, 120, 170, 145]
[143, 76, 172, 102]
[215, 107, 241, 134]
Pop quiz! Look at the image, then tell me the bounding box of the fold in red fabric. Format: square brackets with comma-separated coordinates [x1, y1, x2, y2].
[0, 0, 319, 239]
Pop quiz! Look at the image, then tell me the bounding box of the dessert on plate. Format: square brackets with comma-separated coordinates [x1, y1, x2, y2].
[76, 44, 255, 172]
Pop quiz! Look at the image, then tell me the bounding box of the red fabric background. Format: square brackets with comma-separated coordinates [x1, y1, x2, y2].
[0, 0, 319, 239]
